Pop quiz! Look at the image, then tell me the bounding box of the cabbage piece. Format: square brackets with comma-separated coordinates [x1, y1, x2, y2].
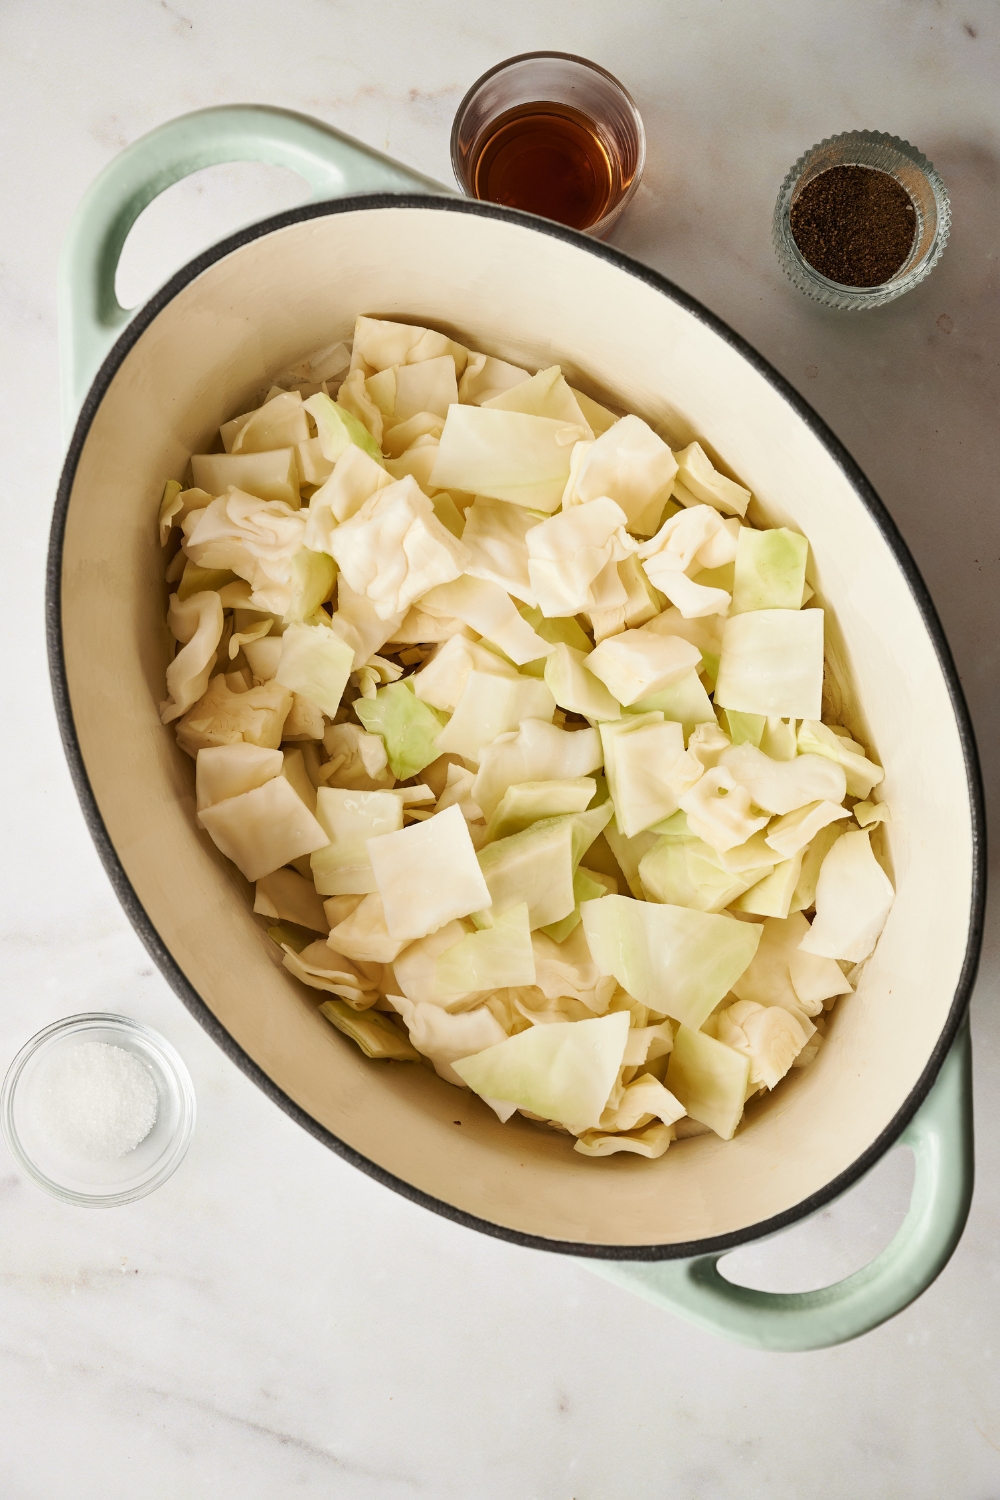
[381, 412, 445, 459]
[788, 821, 848, 913]
[602, 824, 659, 899]
[254, 867, 329, 932]
[759, 716, 798, 761]
[281, 550, 337, 625]
[673, 442, 750, 519]
[477, 818, 576, 929]
[638, 836, 761, 913]
[853, 799, 891, 829]
[350, 316, 469, 378]
[600, 716, 688, 836]
[626, 675, 715, 745]
[485, 777, 596, 842]
[380, 355, 459, 428]
[471, 719, 603, 818]
[734, 852, 803, 919]
[731, 527, 808, 614]
[430, 406, 577, 512]
[306, 389, 387, 468]
[310, 787, 403, 896]
[720, 709, 766, 747]
[419, 575, 553, 665]
[281, 693, 326, 741]
[222, 391, 310, 453]
[663, 1024, 749, 1138]
[715, 609, 825, 719]
[177, 560, 238, 602]
[354, 681, 446, 779]
[367, 803, 492, 941]
[392, 921, 471, 1005]
[175, 675, 293, 757]
[283, 940, 380, 1008]
[483, 364, 591, 433]
[281, 746, 317, 807]
[644, 606, 724, 676]
[395, 997, 510, 1085]
[435, 903, 536, 998]
[765, 799, 850, 860]
[435, 671, 556, 762]
[719, 742, 846, 815]
[517, 604, 592, 654]
[563, 414, 677, 535]
[336, 370, 383, 446]
[526, 498, 635, 616]
[185, 490, 307, 614]
[679, 767, 769, 852]
[599, 1071, 686, 1131]
[581, 896, 761, 1028]
[297, 436, 335, 487]
[328, 577, 404, 667]
[716, 1000, 809, 1089]
[320, 723, 394, 791]
[412, 633, 518, 712]
[195, 743, 282, 813]
[798, 830, 894, 962]
[460, 497, 540, 605]
[585, 628, 701, 707]
[529, 924, 609, 1007]
[458, 350, 531, 404]
[637, 505, 738, 618]
[538, 866, 613, 943]
[452, 1011, 630, 1130]
[199, 775, 328, 882]
[303, 445, 392, 555]
[731, 913, 818, 1019]
[327, 475, 469, 621]
[274, 622, 354, 718]
[326, 892, 407, 963]
[433, 764, 483, 824]
[190, 450, 300, 507]
[796, 719, 885, 798]
[318, 999, 420, 1061]
[158, 479, 184, 543]
[587, 553, 661, 642]
[574, 1122, 674, 1157]
[543, 643, 622, 720]
[567, 387, 617, 435]
[160, 590, 224, 723]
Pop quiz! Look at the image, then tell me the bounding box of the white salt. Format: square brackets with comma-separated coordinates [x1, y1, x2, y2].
[33, 1042, 158, 1160]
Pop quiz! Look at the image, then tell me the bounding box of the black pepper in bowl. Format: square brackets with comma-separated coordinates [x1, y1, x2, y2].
[789, 164, 917, 288]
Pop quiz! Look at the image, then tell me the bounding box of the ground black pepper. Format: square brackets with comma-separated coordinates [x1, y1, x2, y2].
[789, 164, 917, 287]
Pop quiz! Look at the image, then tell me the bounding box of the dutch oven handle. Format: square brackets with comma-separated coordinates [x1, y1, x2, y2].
[589, 1018, 973, 1350]
[58, 104, 448, 434]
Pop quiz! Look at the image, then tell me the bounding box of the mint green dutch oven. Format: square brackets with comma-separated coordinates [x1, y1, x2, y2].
[49, 106, 983, 1352]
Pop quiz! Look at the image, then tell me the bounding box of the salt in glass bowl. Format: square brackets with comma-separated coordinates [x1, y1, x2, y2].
[1, 1013, 196, 1206]
[772, 130, 951, 310]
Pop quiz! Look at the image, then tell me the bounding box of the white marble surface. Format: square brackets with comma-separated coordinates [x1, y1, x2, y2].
[2, 1, 1000, 1493]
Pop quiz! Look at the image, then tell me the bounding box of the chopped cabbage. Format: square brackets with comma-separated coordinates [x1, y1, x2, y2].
[304, 446, 392, 554]
[582, 896, 761, 1028]
[543, 643, 622, 720]
[719, 742, 846, 814]
[160, 591, 224, 723]
[563, 414, 677, 535]
[526, 498, 635, 617]
[764, 799, 851, 860]
[310, 787, 403, 896]
[452, 1012, 630, 1131]
[853, 799, 891, 828]
[367, 803, 492, 942]
[350, 316, 469, 378]
[435, 903, 536, 998]
[435, 671, 556, 762]
[733, 851, 803, 919]
[412, 634, 517, 713]
[175, 675, 292, 758]
[638, 835, 764, 913]
[461, 497, 539, 604]
[731, 526, 808, 613]
[326, 892, 407, 963]
[483, 364, 591, 434]
[797, 719, 885, 798]
[354, 680, 446, 779]
[625, 669, 716, 738]
[275, 622, 354, 718]
[716, 1000, 809, 1089]
[185, 490, 307, 614]
[430, 406, 578, 512]
[281, 550, 337, 625]
[600, 716, 688, 836]
[318, 999, 420, 1061]
[472, 719, 604, 819]
[679, 767, 769, 852]
[788, 821, 848, 914]
[327, 475, 469, 620]
[714, 609, 825, 720]
[637, 505, 739, 618]
[485, 777, 596, 842]
[673, 442, 751, 518]
[191, 449, 300, 507]
[798, 829, 894, 962]
[538, 866, 613, 943]
[283, 940, 379, 1007]
[419, 575, 553, 665]
[665, 1023, 750, 1139]
[587, 553, 660, 641]
[517, 604, 592, 655]
[195, 743, 282, 813]
[458, 351, 531, 405]
[223, 391, 310, 453]
[199, 774, 328, 882]
[254, 867, 329, 932]
[586, 627, 701, 706]
[320, 722, 394, 791]
[392, 996, 507, 1085]
[720, 709, 765, 747]
[477, 817, 577, 929]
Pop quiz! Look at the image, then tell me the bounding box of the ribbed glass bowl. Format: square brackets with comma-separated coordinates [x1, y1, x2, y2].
[773, 130, 951, 310]
[1, 1013, 196, 1206]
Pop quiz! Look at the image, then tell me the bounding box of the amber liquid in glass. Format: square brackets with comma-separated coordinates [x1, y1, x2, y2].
[471, 102, 614, 230]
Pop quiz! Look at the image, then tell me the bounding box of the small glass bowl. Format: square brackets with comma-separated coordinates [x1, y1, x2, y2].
[773, 130, 951, 310]
[451, 51, 646, 238]
[1, 1013, 195, 1207]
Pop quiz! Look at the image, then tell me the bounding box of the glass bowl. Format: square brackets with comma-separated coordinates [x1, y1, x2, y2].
[451, 51, 646, 239]
[1, 1013, 196, 1206]
[773, 130, 951, 310]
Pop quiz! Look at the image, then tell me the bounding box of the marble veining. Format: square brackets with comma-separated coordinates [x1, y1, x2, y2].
[2, 0, 999, 1494]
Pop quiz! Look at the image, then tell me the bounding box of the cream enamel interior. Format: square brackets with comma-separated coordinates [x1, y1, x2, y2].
[59, 206, 974, 1249]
